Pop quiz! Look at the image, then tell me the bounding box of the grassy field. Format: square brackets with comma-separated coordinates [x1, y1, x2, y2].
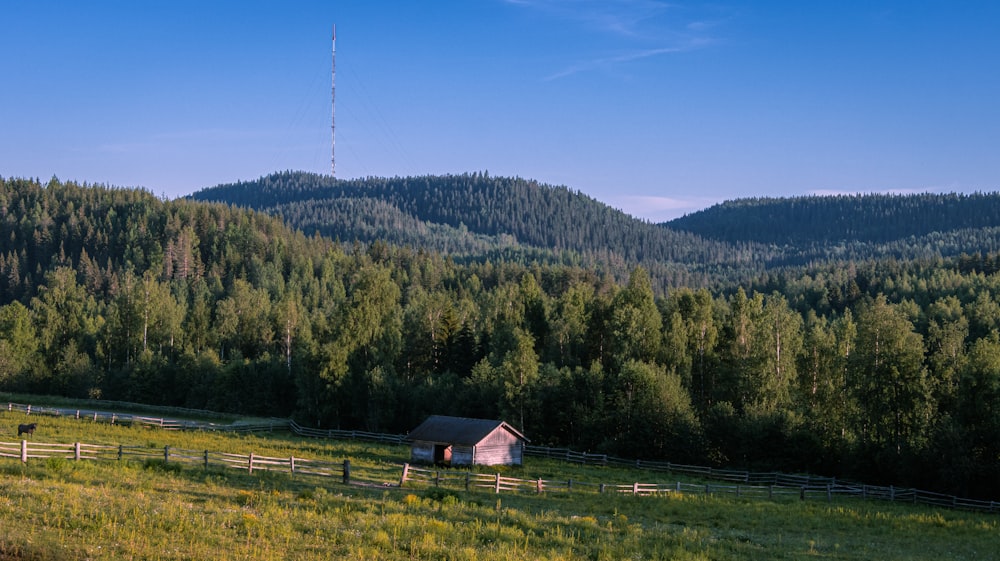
[0, 409, 997, 560]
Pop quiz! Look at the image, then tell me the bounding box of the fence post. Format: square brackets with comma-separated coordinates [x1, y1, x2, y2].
[465, 472, 470, 491]
[435, 471, 441, 487]
[343, 460, 351, 484]
[536, 478, 543, 494]
[827, 484, 832, 502]
[567, 479, 573, 491]
[118, 445, 123, 461]
[600, 483, 606, 493]
[400, 463, 410, 486]
[890, 486, 895, 502]
[26, 405, 31, 416]
[21, 440, 27, 463]
[164, 445, 170, 463]
[633, 482, 640, 495]
[74, 442, 81, 461]
[204, 450, 209, 470]
[290, 456, 295, 475]
[248, 453, 254, 475]
[495, 473, 501, 494]
[76, 410, 80, 419]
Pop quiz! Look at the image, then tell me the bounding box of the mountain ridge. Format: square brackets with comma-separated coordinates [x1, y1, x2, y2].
[192, 171, 767, 289]
[665, 191, 1000, 246]
[192, 172, 1000, 290]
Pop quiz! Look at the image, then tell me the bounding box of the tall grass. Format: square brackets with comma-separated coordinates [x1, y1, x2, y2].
[1, 410, 996, 560]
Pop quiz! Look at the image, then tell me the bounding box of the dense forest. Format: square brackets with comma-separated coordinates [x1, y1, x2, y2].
[195, 172, 1000, 292]
[2, 175, 1000, 501]
[667, 192, 1000, 246]
[192, 172, 787, 290]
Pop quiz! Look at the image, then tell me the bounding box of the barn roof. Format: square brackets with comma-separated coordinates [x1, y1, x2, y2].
[406, 415, 528, 446]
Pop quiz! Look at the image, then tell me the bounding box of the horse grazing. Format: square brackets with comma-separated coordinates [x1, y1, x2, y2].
[17, 423, 37, 437]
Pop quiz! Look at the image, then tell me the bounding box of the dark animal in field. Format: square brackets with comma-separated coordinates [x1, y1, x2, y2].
[17, 423, 37, 437]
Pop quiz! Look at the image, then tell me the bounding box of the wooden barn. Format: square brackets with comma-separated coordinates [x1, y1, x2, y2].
[406, 415, 528, 467]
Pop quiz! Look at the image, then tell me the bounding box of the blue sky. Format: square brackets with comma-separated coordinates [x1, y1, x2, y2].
[2, 1, 998, 221]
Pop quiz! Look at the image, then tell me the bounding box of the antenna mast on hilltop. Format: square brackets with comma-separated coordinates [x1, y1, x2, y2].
[330, 24, 337, 178]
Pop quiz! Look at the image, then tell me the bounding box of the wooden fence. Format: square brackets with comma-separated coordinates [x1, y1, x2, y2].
[0, 438, 361, 482]
[5, 402, 289, 433]
[2, 434, 999, 514]
[288, 420, 406, 445]
[524, 445, 837, 487]
[398, 462, 1000, 513]
[6, 403, 999, 514]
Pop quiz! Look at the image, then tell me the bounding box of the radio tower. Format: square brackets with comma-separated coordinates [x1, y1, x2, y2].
[330, 24, 337, 178]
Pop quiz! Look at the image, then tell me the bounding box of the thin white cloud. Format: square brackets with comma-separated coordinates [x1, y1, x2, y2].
[508, 0, 724, 80]
[506, 0, 673, 37]
[544, 39, 713, 80]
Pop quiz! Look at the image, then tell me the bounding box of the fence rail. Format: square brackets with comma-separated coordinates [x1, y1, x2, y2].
[398, 462, 999, 513]
[4, 434, 1000, 515]
[6, 403, 998, 514]
[288, 420, 406, 445]
[5, 402, 289, 433]
[1, 439, 356, 483]
[524, 445, 839, 487]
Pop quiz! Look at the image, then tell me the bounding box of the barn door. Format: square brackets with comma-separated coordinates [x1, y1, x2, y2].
[433, 444, 452, 465]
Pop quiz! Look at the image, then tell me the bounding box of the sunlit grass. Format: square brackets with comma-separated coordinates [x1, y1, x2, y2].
[1, 409, 996, 560]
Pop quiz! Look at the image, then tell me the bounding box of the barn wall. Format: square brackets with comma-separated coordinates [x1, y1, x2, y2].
[474, 443, 523, 466]
[451, 445, 476, 466]
[410, 442, 435, 464]
[473, 427, 524, 466]
[479, 427, 517, 448]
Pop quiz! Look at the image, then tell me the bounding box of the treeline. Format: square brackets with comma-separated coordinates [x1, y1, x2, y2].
[1, 176, 1000, 500]
[667, 192, 1000, 245]
[192, 171, 773, 289]
[194, 173, 1000, 291]
[191, 171, 714, 263]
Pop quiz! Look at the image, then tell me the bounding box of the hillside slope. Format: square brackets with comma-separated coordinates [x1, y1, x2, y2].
[194, 173, 1000, 290]
[666, 192, 1000, 246]
[191, 171, 773, 286]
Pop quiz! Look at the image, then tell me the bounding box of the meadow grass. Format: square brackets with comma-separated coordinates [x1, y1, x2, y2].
[1, 410, 997, 560]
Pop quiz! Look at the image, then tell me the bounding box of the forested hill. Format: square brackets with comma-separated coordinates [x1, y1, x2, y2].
[194, 174, 1000, 291]
[6, 176, 1000, 499]
[666, 192, 1000, 245]
[190, 171, 768, 288]
[191, 171, 682, 258]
